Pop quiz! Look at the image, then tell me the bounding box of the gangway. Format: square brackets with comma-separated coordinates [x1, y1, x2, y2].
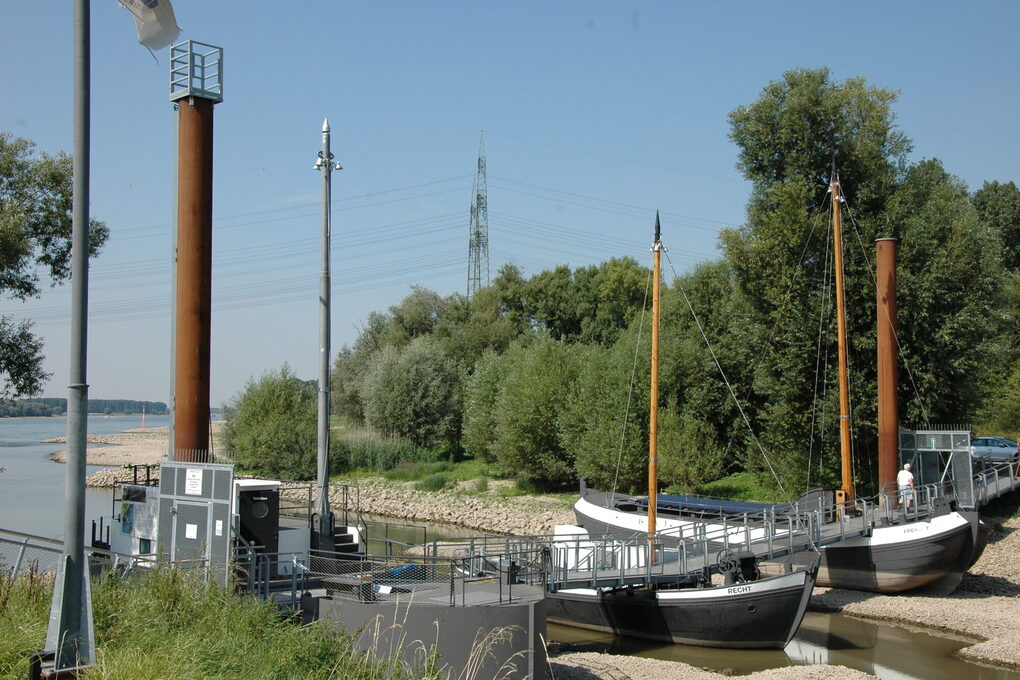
[900, 429, 1020, 509]
[420, 484, 956, 591]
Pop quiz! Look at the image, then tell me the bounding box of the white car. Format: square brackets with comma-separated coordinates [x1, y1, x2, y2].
[969, 436, 1019, 463]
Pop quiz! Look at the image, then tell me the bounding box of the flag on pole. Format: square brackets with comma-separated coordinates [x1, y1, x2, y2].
[117, 0, 181, 51]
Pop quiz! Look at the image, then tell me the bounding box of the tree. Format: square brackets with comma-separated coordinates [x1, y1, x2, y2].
[722, 70, 1006, 494]
[0, 317, 47, 399]
[360, 337, 463, 448]
[560, 339, 647, 491]
[221, 365, 317, 479]
[489, 337, 584, 486]
[462, 347, 518, 462]
[972, 180, 1020, 273]
[516, 258, 649, 345]
[889, 160, 1006, 426]
[433, 291, 525, 369]
[382, 285, 449, 347]
[330, 311, 388, 422]
[0, 132, 109, 399]
[729, 67, 910, 215]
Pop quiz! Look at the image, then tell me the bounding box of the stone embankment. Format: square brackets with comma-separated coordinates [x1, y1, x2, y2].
[321, 477, 575, 536]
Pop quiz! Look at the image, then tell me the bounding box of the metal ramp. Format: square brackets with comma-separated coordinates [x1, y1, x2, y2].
[900, 429, 1020, 509]
[423, 481, 969, 592]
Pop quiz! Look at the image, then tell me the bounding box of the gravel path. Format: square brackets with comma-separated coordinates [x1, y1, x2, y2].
[67, 426, 1020, 678]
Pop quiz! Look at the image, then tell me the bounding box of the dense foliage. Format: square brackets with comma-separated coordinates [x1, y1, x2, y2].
[226, 67, 1018, 498]
[221, 365, 318, 478]
[0, 398, 168, 417]
[0, 132, 109, 399]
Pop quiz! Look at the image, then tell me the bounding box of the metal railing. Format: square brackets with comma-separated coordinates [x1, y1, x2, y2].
[0, 528, 167, 581]
[302, 547, 547, 607]
[426, 479, 971, 592]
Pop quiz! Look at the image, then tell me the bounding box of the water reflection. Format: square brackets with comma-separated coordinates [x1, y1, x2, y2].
[550, 612, 1020, 680]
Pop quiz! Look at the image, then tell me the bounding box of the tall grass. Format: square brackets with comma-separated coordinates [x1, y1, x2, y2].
[0, 567, 51, 678]
[0, 568, 445, 679]
[332, 425, 442, 475]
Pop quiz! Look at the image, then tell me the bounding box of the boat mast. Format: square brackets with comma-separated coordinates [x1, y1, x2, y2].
[648, 212, 662, 541]
[831, 172, 854, 504]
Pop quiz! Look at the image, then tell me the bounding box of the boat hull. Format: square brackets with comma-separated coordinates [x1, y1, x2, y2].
[573, 491, 979, 594]
[816, 510, 977, 593]
[546, 563, 817, 649]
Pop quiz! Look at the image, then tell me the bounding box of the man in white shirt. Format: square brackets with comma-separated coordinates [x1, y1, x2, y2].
[897, 463, 915, 510]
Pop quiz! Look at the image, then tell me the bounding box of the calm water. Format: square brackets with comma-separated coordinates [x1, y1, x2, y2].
[551, 611, 1020, 680]
[0, 414, 169, 539]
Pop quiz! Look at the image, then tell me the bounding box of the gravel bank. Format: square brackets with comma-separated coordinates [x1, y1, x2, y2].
[547, 654, 877, 680]
[50, 423, 224, 468]
[808, 515, 1020, 671]
[66, 426, 1020, 678]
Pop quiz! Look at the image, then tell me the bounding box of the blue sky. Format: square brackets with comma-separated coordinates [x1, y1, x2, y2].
[1, 1, 1017, 405]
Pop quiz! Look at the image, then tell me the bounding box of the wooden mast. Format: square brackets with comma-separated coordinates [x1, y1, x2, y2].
[832, 174, 855, 504]
[648, 212, 662, 542]
[876, 238, 900, 494]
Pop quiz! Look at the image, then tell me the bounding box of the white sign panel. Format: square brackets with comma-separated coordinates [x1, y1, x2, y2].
[185, 468, 203, 496]
[215, 520, 223, 537]
[185, 523, 198, 540]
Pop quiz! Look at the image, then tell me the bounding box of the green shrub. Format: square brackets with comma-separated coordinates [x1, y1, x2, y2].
[414, 473, 452, 492]
[474, 476, 490, 493]
[222, 365, 317, 479]
[382, 461, 453, 481]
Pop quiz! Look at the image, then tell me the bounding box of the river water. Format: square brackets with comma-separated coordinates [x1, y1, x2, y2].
[0, 414, 169, 539]
[2, 416, 1017, 680]
[551, 612, 1018, 680]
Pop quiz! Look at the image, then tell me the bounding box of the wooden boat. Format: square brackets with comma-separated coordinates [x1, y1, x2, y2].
[550, 215, 817, 648]
[574, 178, 982, 594]
[544, 526, 817, 648]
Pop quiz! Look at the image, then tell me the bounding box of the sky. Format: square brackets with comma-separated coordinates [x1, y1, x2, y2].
[1, 1, 1018, 406]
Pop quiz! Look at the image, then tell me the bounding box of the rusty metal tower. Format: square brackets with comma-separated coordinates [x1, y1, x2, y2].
[169, 41, 223, 462]
[467, 133, 489, 298]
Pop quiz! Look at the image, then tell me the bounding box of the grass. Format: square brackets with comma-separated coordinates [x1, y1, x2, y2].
[668, 471, 788, 503]
[346, 459, 498, 484]
[414, 473, 453, 492]
[0, 568, 442, 680]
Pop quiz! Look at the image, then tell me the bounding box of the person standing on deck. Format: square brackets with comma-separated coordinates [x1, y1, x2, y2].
[897, 463, 915, 510]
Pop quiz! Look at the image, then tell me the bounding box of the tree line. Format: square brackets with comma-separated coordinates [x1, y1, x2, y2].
[223, 67, 1017, 496]
[0, 398, 168, 418]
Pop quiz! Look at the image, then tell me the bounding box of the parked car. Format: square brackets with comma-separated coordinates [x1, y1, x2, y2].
[968, 436, 1019, 463]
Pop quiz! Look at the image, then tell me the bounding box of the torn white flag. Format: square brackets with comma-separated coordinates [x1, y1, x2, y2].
[117, 0, 182, 51]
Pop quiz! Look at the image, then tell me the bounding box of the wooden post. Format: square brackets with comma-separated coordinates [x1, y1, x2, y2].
[876, 238, 899, 497]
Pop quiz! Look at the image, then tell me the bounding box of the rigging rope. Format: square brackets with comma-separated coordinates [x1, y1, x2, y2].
[807, 202, 835, 491]
[664, 250, 792, 504]
[610, 266, 653, 499]
[841, 197, 932, 426]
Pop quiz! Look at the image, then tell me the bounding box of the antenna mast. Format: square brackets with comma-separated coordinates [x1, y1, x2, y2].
[467, 133, 489, 298]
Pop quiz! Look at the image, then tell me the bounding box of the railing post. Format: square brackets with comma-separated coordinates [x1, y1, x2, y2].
[12, 538, 30, 579]
[449, 561, 455, 606]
